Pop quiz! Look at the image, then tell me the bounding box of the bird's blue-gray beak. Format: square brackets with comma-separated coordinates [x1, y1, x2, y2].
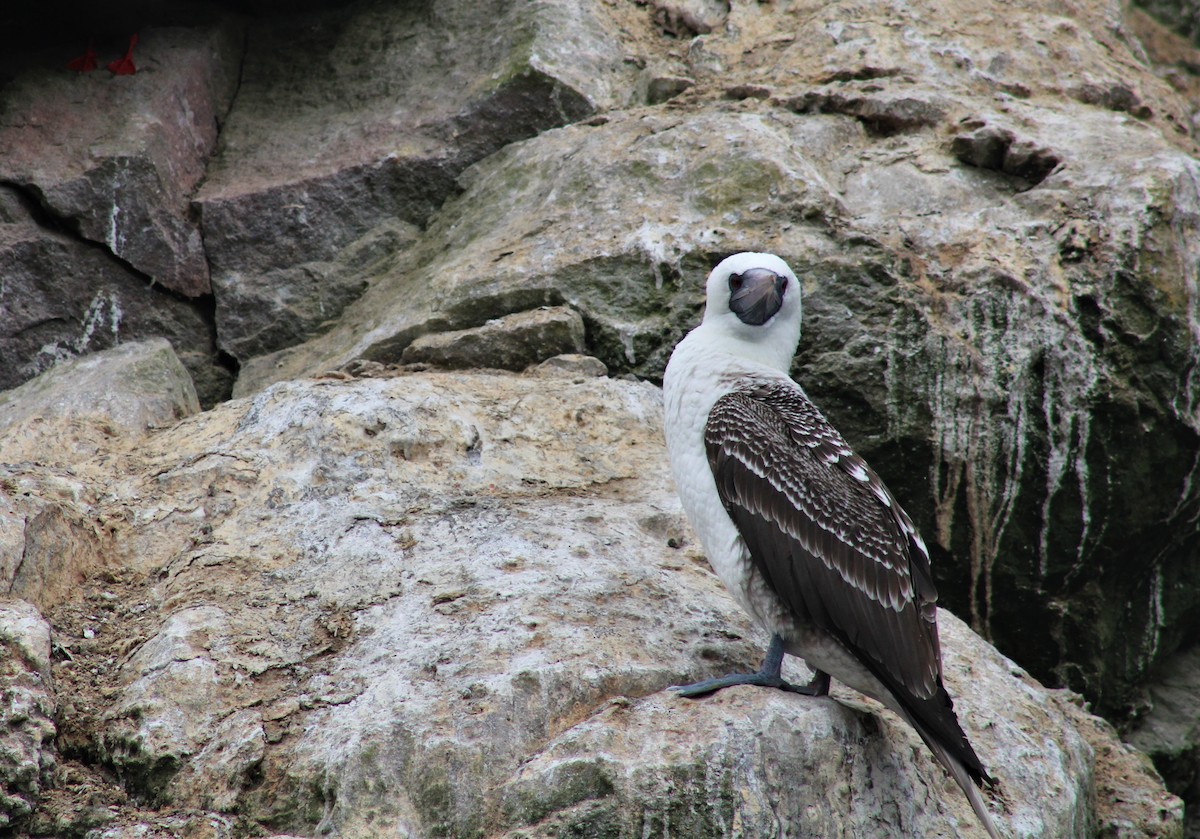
[728, 268, 787, 326]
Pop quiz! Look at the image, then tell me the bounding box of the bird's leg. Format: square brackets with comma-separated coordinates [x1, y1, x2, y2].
[671, 633, 832, 698]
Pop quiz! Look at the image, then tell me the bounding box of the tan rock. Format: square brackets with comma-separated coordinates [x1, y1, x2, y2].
[15, 371, 1174, 836]
[0, 599, 56, 829]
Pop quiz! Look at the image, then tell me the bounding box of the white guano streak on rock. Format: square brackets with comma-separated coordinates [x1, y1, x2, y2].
[107, 158, 130, 257]
[1145, 563, 1165, 663]
[1170, 164, 1200, 522]
[929, 343, 1025, 635]
[1040, 377, 1094, 581]
[108, 201, 121, 255]
[929, 289, 1099, 630]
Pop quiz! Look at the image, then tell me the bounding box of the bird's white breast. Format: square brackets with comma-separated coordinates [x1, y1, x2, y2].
[663, 326, 790, 623]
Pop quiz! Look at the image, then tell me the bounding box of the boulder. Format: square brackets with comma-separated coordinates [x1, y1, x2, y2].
[0, 470, 108, 613]
[0, 22, 243, 297]
[400, 306, 587, 371]
[1128, 645, 1200, 821]
[0, 0, 1196, 832]
[1135, 0, 1200, 44]
[232, 0, 1200, 729]
[0, 186, 232, 408]
[0, 338, 200, 463]
[232, 107, 853, 395]
[5, 371, 1176, 837]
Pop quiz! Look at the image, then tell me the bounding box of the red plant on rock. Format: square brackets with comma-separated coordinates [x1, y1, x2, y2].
[107, 34, 138, 76]
[66, 43, 97, 72]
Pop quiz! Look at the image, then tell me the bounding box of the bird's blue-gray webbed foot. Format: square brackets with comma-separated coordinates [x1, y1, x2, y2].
[671, 634, 831, 698]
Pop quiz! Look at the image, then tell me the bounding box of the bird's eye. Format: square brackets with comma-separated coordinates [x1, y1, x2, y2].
[729, 273, 744, 291]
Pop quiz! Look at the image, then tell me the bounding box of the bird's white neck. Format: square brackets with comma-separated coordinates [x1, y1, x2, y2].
[686, 316, 801, 376]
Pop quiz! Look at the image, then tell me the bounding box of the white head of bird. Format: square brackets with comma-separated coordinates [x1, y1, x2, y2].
[697, 252, 803, 373]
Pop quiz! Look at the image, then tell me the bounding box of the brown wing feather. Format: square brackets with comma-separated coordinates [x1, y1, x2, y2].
[705, 385, 940, 698]
[705, 383, 993, 786]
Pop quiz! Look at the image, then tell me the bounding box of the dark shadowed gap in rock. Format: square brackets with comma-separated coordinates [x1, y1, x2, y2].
[781, 91, 946, 137]
[213, 11, 249, 135]
[193, 292, 241, 404]
[1132, 0, 1200, 44]
[0, 179, 81, 239]
[818, 66, 904, 84]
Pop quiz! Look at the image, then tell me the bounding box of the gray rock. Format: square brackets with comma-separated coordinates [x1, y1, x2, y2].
[0, 338, 196, 610]
[401, 306, 586, 371]
[168, 709, 265, 811]
[1128, 645, 1200, 830]
[0, 0, 1196, 831]
[1135, 0, 1200, 44]
[194, 0, 635, 364]
[101, 606, 230, 800]
[949, 118, 1062, 183]
[639, 70, 695, 105]
[647, 0, 729, 37]
[1074, 697, 1186, 838]
[781, 84, 949, 135]
[226, 0, 1200, 732]
[0, 599, 56, 831]
[0, 470, 106, 612]
[233, 107, 853, 396]
[493, 640, 1092, 838]
[0, 339, 200, 460]
[533, 353, 610, 378]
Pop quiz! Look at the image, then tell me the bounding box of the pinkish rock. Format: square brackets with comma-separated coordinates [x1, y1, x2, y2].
[0, 22, 243, 297]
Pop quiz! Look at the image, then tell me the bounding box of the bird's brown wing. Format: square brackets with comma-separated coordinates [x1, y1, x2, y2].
[705, 383, 990, 784]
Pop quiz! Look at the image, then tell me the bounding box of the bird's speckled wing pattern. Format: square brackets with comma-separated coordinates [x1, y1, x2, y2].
[705, 382, 991, 784]
[705, 382, 940, 696]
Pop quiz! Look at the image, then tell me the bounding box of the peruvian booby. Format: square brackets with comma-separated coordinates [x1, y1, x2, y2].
[662, 252, 1000, 837]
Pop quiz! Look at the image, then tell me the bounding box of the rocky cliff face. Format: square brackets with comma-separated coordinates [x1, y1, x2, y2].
[1, 0, 1199, 836]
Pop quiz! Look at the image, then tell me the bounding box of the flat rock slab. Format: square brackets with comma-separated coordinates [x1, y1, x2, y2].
[401, 306, 586, 370]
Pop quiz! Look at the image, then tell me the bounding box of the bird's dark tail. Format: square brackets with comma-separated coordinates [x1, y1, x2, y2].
[897, 703, 1001, 838]
[854, 653, 1001, 837]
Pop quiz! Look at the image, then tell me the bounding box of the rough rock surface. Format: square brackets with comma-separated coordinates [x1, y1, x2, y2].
[1, 0, 1199, 832]
[0, 339, 200, 456]
[0, 185, 230, 408]
[1136, 0, 1200, 44]
[232, 106, 852, 392]
[193, 0, 635, 363]
[0, 600, 56, 830]
[400, 306, 587, 371]
[0, 340, 198, 614]
[0, 367, 1182, 837]
[1129, 646, 1200, 826]
[230, 0, 1200, 730]
[0, 23, 242, 297]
